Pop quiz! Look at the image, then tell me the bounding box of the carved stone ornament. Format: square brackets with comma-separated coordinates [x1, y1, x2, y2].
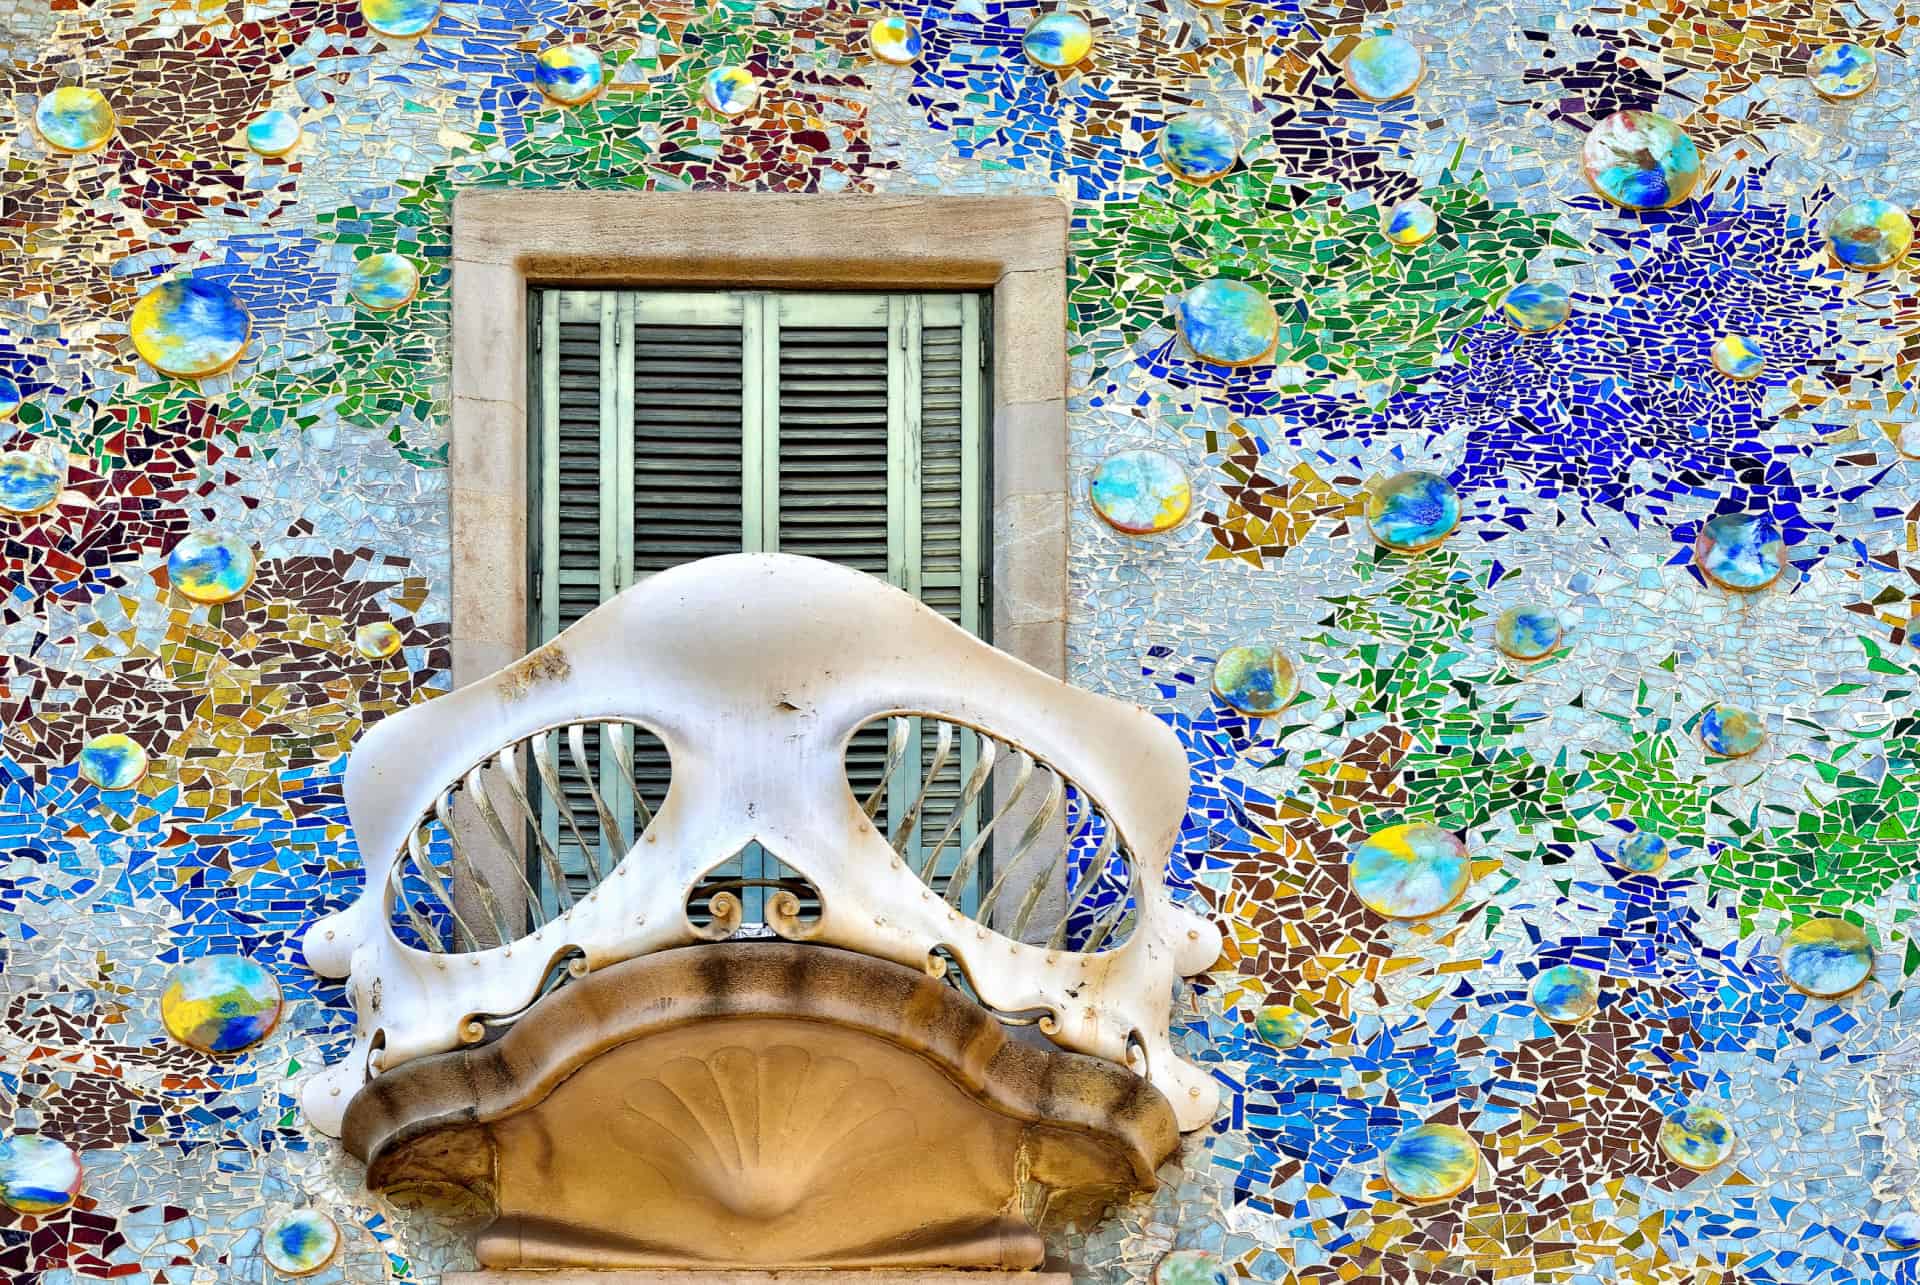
[345, 944, 1180, 1271]
[303, 554, 1222, 1135]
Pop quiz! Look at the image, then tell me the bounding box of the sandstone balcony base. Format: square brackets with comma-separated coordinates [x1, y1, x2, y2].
[347, 944, 1179, 1272]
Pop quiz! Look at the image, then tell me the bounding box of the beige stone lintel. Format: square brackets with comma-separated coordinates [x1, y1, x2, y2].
[450, 192, 1071, 680]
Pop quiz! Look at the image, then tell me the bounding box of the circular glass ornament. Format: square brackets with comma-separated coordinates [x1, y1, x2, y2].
[361, 0, 440, 37]
[355, 620, 405, 659]
[703, 65, 761, 116]
[1493, 604, 1560, 660]
[349, 253, 420, 311]
[1779, 917, 1872, 999]
[0, 1136, 82, 1215]
[161, 954, 284, 1055]
[534, 45, 606, 106]
[245, 109, 303, 158]
[34, 86, 115, 154]
[1176, 278, 1278, 366]
[1253, 1004, 1309, 1049]
[1152, 1250, 1228, 1285]
[1580, 110, 1701, 211]
[1500, 282, 1571, 335]
[1826, 198, 1913, 271]
[264, 1209, 341, 1276]
[869, 15, 922, 65]
[1711, 334, 1764, 380]
[1212, 644, 1296, 716]
[1367, 470, 1459, 553]
[1023, 12, 1093, 70]
[168, 531, 256, 605]
[1348, 823, 1471, 919]
[1659, 1103, 1734, 1171]
[1531, 964, 1600, 1023]
[131, 277, 251, 380]
[1382, 1123, 1479, 1202]
[1699, 702, 1764, 758]
[1694, 512, 1784, 591]
[1089, 449, 1190, 535]
[78, 733, 148, 791]
[1808, 42, 1876, 101]
[0, 451, 63, 516]
[1617, 830, 1669, 874]
[1160, 113, 1237, 184]
[1886, 1211, 1920, 1252]
[1343, 34, 1423, 102]
[1382, 197, 1438, 248]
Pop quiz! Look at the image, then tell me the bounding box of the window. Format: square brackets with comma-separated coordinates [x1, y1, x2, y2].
[527, 288, 993, 917]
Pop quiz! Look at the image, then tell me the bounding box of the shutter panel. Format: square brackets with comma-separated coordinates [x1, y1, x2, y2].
[531, 288, 989, 914]
[769, 294, 893, 575]
[536, 293, 622, 913]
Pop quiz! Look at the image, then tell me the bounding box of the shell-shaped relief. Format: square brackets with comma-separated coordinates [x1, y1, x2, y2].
[615, 1045, 918, 1219]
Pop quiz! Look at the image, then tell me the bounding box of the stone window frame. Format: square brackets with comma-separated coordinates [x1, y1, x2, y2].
[448, 190, 1070, 689]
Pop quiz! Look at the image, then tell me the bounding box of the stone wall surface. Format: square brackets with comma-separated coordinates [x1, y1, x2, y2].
[2, 1, 1920, 1283]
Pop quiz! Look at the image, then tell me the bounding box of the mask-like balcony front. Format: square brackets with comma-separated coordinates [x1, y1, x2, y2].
[304, 554, 1221, 1275]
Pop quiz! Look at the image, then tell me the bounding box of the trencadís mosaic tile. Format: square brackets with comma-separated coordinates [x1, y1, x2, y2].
[4, 1, 1920, 1284]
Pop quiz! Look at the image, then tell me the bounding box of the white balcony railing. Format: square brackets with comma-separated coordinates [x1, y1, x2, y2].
[302, 554, 1221, 1134]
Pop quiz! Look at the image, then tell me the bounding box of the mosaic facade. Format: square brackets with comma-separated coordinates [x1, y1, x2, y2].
[2, 1, 1919, 1282]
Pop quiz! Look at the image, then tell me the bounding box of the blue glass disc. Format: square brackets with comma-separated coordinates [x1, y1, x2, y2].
[1530, 964, 1600, 1023]
[1344, 34, 1423, 102]
[1617, 831, 1669, 874]
[1494, 604, 1560, 660]
[1827, 198, 1913, 271]
[1779, 917, 1872, 999]
[1808, 42, 1876, 101]
[1659, 1103, 1734, 1171]
[1367, 471, 1459, 553]
[1160, 114, 1236, 183]
[1500, 282, 1571, 334]
[1382, 1123, 1479, 1202]
[1699, 702, 1764, 758]
[1580, 110, 1701, 211]
[1694, 512, 1784, 591]
[1176, 279, 1278, 367]
[0, 452, 62, 516]
[1349, 823, 1471, 919]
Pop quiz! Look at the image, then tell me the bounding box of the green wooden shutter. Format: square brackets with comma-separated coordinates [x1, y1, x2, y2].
[530, 289, 990, 909]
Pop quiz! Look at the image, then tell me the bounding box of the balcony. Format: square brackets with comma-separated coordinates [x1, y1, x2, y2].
[302, 554, 1220, 1276]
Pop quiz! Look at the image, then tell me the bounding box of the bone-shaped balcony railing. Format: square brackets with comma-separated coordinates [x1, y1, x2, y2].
[302, 554, 1222, 1136]
[384, 714, 1143, 959]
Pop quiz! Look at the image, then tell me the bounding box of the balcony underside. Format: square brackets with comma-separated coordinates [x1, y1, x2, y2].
[344, 943, 1179, 1271]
